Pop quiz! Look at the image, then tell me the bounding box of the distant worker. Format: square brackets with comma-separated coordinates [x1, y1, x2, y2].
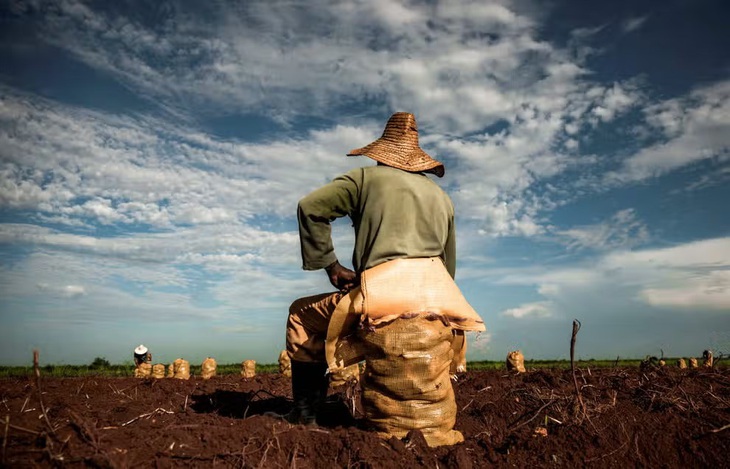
[133, 344, 151, 366]
[276, 112, 483, 426]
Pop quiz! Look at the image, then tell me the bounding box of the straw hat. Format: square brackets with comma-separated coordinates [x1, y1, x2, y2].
[347, 112, 445, 177]
[134, 344, 148, 355]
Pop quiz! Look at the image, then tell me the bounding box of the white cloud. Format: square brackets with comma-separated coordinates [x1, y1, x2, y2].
[621, 16, 649, 34]
[501, 301, 552, 319]
[682, 164, 730, 192]
[641, 270, 730, 310]
[36, 283, 87, 298]
[0, 89, 369, 230]
[4, 0, 655, 241]
[556, 208, 649, 251]
[590, 82, 642, 123]
[0, 223, 301, 273]
[603, 237, 730, 269]
[466, 331, 493, 355]
[609, 80, 730, 182]
[496, 237, 730, 312]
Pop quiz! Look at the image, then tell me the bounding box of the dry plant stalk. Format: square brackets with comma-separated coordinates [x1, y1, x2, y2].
[2, 415, 8, 465]
[33, 350, 54, 434]
[570, 320, 588, 421]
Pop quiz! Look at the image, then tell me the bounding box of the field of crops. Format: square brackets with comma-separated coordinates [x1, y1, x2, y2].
[1, 363, 727, 467]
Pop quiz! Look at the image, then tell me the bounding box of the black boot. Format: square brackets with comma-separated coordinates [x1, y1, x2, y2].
[291, 360, 329, 425]
[267, 361, 329, 425]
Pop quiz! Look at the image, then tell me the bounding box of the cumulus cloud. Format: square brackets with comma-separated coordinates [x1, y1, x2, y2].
[0, 89, 368, 230]
[589, 82, 642, 123]
[640, 270, 730, 310]
[501, 301, 552, 319]
[556, 208, 649, 251]
[0, 223, 300, 268]
[609, 80, 730, 182]
[3, 0, 652, 241]
[13, 0, 531, 126]
[498, 237, 730, 312]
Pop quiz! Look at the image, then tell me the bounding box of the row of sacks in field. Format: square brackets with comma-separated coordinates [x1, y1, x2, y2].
[134, 357, 259, 379]
[504, 349, 718, 374]
[642, 350, 716, 370]
[133, 348, 428, 383]
[134, 358, 192, 379]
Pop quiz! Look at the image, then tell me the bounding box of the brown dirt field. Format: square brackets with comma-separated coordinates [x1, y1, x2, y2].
[1, 367, 728, 468]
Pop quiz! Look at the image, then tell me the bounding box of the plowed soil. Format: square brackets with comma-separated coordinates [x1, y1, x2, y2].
[1, 366, 728, 468]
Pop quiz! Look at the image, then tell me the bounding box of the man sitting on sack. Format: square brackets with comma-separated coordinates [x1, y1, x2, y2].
[279, 112, 484, 426]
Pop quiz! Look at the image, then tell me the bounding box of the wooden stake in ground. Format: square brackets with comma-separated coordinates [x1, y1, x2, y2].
[570, 320, 587, 421]
[33, 349, 54, 434]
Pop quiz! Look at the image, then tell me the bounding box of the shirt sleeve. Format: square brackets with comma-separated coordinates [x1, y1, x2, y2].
[444, 211, 456, 279]
[297, 169, 361, 270]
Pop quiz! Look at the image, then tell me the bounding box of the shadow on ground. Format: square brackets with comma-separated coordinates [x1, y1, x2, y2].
[190, 389, 358, 428]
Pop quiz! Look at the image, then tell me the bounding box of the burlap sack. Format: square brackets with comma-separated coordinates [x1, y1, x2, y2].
[174, 359, 190, 380]
[241, 360, 256, 378]
[134, 362, 152, 378]
[151, 364, 165, 379]
[658, 359, 666, 367]
[506, 350, 526, 373]
[689, 358, 699, 369]
[677, 358, 687, 369]
[278, 350, 292, 378]
[360, 258, 485, 332]
[201, 357, 217, 380]
[168, 358, 182, 378]
[359, 316, 463, 447]
[330, 363, 360, 388]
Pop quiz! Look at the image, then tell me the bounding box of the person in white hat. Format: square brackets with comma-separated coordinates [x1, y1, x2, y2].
[274, 112, 484, 426]
[133, 344, 151, 366]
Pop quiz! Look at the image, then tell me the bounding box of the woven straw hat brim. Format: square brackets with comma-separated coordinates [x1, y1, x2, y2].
[347, 112, 445, 177]
[347, 140, 445, 177]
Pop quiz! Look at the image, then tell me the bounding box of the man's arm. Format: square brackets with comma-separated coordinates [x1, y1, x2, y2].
[444, 216, 456, 279]
[297, 169, 360, 274]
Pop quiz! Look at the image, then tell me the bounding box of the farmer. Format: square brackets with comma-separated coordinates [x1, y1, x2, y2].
[133, 344, 151, 367]
[279, 112, 478, 425]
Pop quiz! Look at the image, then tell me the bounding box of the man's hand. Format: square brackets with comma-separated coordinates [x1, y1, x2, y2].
[325, 260, 358, 292]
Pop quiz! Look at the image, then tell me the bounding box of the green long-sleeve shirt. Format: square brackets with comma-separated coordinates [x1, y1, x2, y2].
[297, 165, 456, 278]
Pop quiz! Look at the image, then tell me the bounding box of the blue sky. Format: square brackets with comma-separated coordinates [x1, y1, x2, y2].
[0, 0, 728, 366]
